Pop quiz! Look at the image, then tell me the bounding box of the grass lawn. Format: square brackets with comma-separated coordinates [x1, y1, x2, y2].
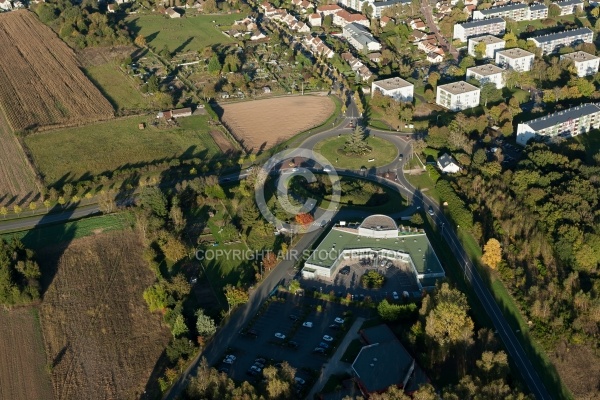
[84, 62, 153, 112]
[25, 115, 221, 185]
[0, 212, 134, 249]
[406, 172, 440, 203]
[512, 15, 575, 35]
[313, 135, 398, 169]
[125, 14, 237, 53]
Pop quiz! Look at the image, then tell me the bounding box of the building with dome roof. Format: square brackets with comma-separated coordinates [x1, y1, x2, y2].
[301, 215, 445, 290]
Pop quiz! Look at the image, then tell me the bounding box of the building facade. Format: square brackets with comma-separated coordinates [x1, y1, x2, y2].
[372, 77, 414, 102]
[453, 17, 506, 42]
[343, 23, 381, 52]
[516, 103, 600, 145]
[553, 0, 584, 15]
[467, 35, 505, 58]
[495, 48, 535, 72]
[529, 3, 549, 19]
[560, 51, 600, 77]
[436, 81, 481, 111]
[472, 3, 528, 21]
[529, 28, 594, 54]
[466, 64, 505, 89]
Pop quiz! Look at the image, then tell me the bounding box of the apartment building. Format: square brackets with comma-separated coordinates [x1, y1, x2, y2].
[436, 81, 481, 111]
[466, 64, 505, 89]
[560, 51, 600, 77]
[334, 9, 370, 27]
[516, 103, 600, 145]
[495, 48, 535, 71]
[553, 0, 584, 15]
[343, 23, 382, 52]
[337, 0, 411, 17]
[372, 77, 414, 102]
[467, 35, 505, 58]
[529, 27, 593, 54]
[453, 18, 506, 42]
[472, 3, 528, 21]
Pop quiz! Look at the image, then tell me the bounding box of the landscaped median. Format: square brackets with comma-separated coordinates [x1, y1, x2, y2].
[313, 135, 398, 170]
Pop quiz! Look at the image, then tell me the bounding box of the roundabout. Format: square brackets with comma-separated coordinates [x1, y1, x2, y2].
[312, 134, 399, 170]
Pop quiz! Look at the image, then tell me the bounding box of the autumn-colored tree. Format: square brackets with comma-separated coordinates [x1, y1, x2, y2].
[0, 206, 7, 219]
[295, 213, 314, 226]
[13, 204, 22, 216]
[481, 238, 502, 269]
[224, 284, 249, 313]
[262, 251, 278, 272]
[134, 34, 146, 47]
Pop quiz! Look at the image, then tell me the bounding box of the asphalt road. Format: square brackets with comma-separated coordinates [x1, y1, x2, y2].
[0, 203, 101, 234]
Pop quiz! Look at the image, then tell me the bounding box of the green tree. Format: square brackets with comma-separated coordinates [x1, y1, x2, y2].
[344, 125, 370, 155]
[548, 3, 561, 17]
[208, 54, 222, 75]
[143, 282, 169, 312]
[224, 284, 249, 313]
[427, 72, 441, 88]
[479, 82, 502, 107]
[171, 314, 189, 337]
[378, 300, 417, 321]
[474, 42, 487, 59]
[195, 309, 217, 338]
[43, 200, 51, 212]
[146, 75, 160, 93]
[139, 186, 168, 217]
[29, 202, 37, 215]
[288, 279, 301, 293]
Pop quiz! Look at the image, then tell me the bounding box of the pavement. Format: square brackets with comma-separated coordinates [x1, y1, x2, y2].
[420, 0, 458, 59]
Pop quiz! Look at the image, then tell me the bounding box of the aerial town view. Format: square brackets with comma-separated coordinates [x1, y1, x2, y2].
[0, 0, 598, 398]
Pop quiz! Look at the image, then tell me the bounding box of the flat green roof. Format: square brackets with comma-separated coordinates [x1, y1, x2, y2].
[353, 341, 413, 393]
[306, 227, 444, 276]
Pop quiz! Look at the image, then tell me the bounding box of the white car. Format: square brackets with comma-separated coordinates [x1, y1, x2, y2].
[225, 354, 236, 361]
[275, 332, 286, 339]
[334, 317, 344, 324]
[322, 335, 334, 342]
[302, 322, 313, 328]
[223, 358, 234, 364]
[295, 377, 306, 385]
[250, 365, 262, 373]
[392, 291, 399, 300]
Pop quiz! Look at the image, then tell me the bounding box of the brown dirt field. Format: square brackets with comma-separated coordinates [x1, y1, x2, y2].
[551, 341, 600, 400]
[38, 230, 170, 400]
[219, 95, 335, 151]
[209, 129, 236, 153]
[0, 110, 40, 205]
[0, 10, 114, 132]
[0, 308, 54, 400]
[77, 46, 137, 68]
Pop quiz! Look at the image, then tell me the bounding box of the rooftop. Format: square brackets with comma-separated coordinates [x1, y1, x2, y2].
[477, 2, 528, 14]
[496, 47, 534, 59]
[521, 103, 600, 131]
[437, 153, 459, 169]
[372, 0, 411, 6]
[438, 80, 480, 95]
[560, 50, 600, 62]
[361, 325, 398, 345]
[467, 63, 505, 76]
[352, 341, 414, 393]
[373, 77, 414, 91]
[470, 34, 504, 45]
[304, 226, 444, 275]
[529, 3, 548, 10]
[530, 27, 593, 44]
[458, 17, 505, 29]
[343, 22, 379, 46]
[554, 0, 584, 5]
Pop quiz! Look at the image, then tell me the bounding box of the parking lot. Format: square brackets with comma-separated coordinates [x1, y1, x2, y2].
[300, 255, 420, 303]
[214, 294, 368, 396]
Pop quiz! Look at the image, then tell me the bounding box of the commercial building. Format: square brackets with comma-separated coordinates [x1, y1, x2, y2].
[301, 215, 445, 289]
[553, 0, 584, 15]
[472, 3, 528, 21]
[466, 64, 505, 89]
[343, 23, 382, 52]
[453, 17, 506, 42]
[436, 81, 481, 111]
[372, 77, 414, 102]
[560, 51, 600, 77]
[516, 103, 600, 145]
[467, 35, 505, 58]
[529, 27, 594, 54]
[495, 48, 535, 72]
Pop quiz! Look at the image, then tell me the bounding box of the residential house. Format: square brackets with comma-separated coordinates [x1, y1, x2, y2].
[472, 3, 528, 21]
[495, 48, 535, 71]
[308, 12, 321, 26]
[334, 10, 370, 27]
[529, 28, 594, 54]
[317, 4, 342, 15]
[427, 51, 444, 63]
[165, 7, 181, 18]
[372, 77, 414, 102]
[410, 30, 429, 43]
[552, 0, 583, 15]
[342, 52, 373, 81]
[409, 18, 426, 30]
[467, 35, 505, 58]
[343, 23, 382, 52]
[250, 31, 267, 40]
[436, 81, 481, 111]
[466, 64, 505, 89]
[380, 16, 391, 27]
[157, 107, 193, 119]
[453, 17, 506, 42]
[303, 36, 335, 58]
[560, 51, 600, 77]
[437, 153, 461, 173]
[368, 52, 382, 62]
[0, 0, 12, 10]
[516, 103, 600, 145]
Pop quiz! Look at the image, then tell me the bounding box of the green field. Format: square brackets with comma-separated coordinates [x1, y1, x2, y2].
[126, 14, 237, 53]
[25, 115, 220, 185]
[85, 62, 153, 112]
[313, 135, 398, 169]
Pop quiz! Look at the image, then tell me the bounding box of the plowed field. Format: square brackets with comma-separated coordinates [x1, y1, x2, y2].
[0, 10, 113, 132]
[219, 95, 334, 151]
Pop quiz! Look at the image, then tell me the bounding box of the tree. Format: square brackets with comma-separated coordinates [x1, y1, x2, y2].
[548, 3, 561, 17]
[224, 284, 249, 313]
[171, 313, 189, 338]
[29, 202, 37, 215]
[208, 54, 221, 75]
[262, 251, 278, 273]
[503, 31, 518, 48]
[13, 204, 22, 216]
[139, 186, 168, 217]
[294, 213, 314, 226]
[169, 203, 186, 232]
[158, 233, 187, 261]
[134, 34, 146, 47]
[411, 213, 424, 225]
[195, 309, 217, 338]
[474, 42, 487, 59]
[481, 238, 502, 269]
[146, 75, 160, 93]
[203, 0, 217, 12]
[98, 190, 116, 214]
[427, 72, 440, 88]
[143, 282, 169, 312]
[43, 200, 51, 212]
[288, 279, 301, 293]
[377, 300, 417, 321]
[354, 92, 364, 115]
[344, 126, 370, 155]
[480, 82, 502, 107]
[0, 206, 7, 219]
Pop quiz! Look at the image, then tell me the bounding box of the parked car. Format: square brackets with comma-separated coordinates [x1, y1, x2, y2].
[223, 358, 234, 364]
[319, 342, 329, 349]
[225, 355, 236, 361]
[247, 329, 258, 337]
[328, 324, 341, 330]
[254, 362, 265, 369]
[250, 365, 262, 373]
[340, 266, 350, 275]
[313, 347, 326, 354]
[392, 291, 399, 300]
[275, 332, 286, 339]
[255, 358, 266, 364]
[334, 317, 344, 324]
[428, 206, 434, 216]
[302, 322, 313, 328]
[323, 335, 334, 342]
[295, 377, 306, 385]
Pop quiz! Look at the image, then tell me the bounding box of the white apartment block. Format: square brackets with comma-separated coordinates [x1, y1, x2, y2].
[529, 28, 593, 54]
[560, 51, 600, 77]
[553, 0, 583, 16]
[337, 0, 411, 17]
[436, 81, 481, 111]
[453, 18, 506, 42]
[495, 48, 535, 72]
[468, 35, 505, 58]
[466, 64, 505, 89]
[343, 23, 382, 52]
[529, 3, 548, 19]
[473, 3, 528, 21]
[372, 77, 414, 102]
[516, 103, 600, 145]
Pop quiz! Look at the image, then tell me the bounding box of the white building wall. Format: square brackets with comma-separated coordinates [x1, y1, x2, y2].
[467, 38, 505, 58]
[436, 87, 480, 111]
[495, 53, 534, 72]
[466, 70, 505, 89]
